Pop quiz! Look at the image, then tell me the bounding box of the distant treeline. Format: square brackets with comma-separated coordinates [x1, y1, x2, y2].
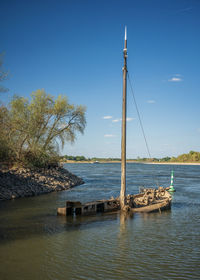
[61, 151, 200, 163]
[61, 155, 88, 161]
[170, 151, 200, 163]
[61, 155, 121, 162]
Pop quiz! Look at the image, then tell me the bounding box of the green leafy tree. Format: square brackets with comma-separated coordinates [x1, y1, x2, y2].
[0, 105, 14, 161]
[170, 151, 200, 163]
[161, 157, 171, 162]
[0, 89, 86, 167]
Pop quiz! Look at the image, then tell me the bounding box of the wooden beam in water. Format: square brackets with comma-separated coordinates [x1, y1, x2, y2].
[57, 198, 120, 216]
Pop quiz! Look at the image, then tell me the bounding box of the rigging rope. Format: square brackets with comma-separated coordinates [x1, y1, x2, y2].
[127, 72, 152, 160]
[127, 71, 160, 187]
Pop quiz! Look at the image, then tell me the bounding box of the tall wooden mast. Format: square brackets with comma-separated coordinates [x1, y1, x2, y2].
[120, 27, 128, 210]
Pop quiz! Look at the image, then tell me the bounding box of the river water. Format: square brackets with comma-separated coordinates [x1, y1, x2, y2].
[0, 163, 200, 280]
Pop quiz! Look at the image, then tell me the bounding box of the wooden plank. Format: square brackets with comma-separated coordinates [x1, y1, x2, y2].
[131, 199, 171, 213]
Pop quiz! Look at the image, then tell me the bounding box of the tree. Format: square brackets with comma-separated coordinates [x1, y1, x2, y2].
[0, 89, 86, 167]
[170, 151, 200, 163]
[161, 157, 171, 162]
[0, 105, 14, 162]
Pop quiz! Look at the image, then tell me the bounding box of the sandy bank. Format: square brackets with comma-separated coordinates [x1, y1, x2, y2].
[0, 166, 84, 201]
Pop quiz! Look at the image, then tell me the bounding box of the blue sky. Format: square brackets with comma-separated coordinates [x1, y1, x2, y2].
[1, 0, 200, 158]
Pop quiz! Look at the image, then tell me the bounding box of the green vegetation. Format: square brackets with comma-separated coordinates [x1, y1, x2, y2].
[61, 156, 122, 162]
[61, 151, 200, 163]
[61, 155, 87, 161]
[170, 151, 200, 163]
[0, 89, 86, 168]
[135, 152, 200, 163]
[135, 157, 159, 162]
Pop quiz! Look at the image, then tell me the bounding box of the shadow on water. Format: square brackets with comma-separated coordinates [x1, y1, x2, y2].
[0, 202, 122, 244]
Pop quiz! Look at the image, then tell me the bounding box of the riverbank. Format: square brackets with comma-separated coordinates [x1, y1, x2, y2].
[0, 166, 84, 201]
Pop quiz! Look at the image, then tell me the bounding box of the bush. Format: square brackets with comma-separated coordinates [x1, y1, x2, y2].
[21, 150, 59, 168]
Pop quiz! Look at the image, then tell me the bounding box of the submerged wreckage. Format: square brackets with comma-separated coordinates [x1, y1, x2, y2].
[57, 28, 173, 217]
[57, 187, 172, 216]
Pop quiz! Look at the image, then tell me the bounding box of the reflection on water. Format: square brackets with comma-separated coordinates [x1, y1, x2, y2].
[119, 211, 134, 235]
[0, 163, 200, 280]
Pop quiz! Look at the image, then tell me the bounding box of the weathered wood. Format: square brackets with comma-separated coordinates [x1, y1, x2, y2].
[120, 27, 128, 210]
[57, 198, 121, 216]
[57, 187, 172, 216]
[57, 207, 66, 215]
[131, 199, 171, 213]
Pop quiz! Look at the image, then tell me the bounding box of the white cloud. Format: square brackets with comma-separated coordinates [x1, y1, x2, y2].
[162, 74, 183, 83]
[111, 117, 134, 123]
[112, 118, 121, 123]
[127, 117, 135, 122]
[168, 77, 183, 82]
[104, 134, 116, 138]
[147, 100, 155, 104]
[102, 116, 113, 119]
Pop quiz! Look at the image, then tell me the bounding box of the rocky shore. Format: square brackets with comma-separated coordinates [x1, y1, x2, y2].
[0, 166, 84, 200]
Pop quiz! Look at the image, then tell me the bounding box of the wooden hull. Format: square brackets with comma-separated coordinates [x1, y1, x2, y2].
[131, 199, 171, 213]
[57, 188, 172, 216]
[57, 198, 120, 216]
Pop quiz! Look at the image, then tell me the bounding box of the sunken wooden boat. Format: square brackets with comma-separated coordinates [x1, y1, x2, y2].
[129, 187, 172, 213]
[57, 187, 172, 216]
[57, 28, 172, 217]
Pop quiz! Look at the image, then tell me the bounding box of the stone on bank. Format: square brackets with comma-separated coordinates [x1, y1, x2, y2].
[0, 166, 84, 200]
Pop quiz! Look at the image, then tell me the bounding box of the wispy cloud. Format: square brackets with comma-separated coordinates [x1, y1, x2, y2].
[127, 117, 135, 122]
[102, 116, 112, 119]
[147, 100, 155, 104]
[104, 134, 116, 138]
[112, 118, 121, 123]
[112, 117, 134, 123]
[168, 74, 183, 82]
[168, 77, 182, 82]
